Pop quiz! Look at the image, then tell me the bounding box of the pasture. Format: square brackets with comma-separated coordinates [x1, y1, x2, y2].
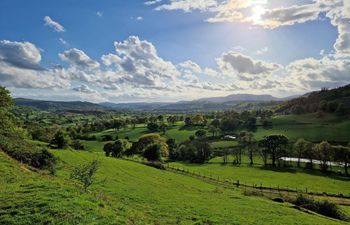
[169, 161, 350, 195]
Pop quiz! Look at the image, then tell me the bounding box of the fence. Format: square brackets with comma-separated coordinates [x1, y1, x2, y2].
[121, 157, 350, 201]
[165, 164, 350, 200]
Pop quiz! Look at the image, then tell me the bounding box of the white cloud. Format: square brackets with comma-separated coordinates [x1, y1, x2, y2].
[217, 51, 281, 80]
[59, 48, 100, 70]
[59, 38, 68, 46]
[255, 47, 269, 55]
[96, 11, 103, 17]
[72, 84, 97, 93]
[43, 16, 65, 32]
[155, 0, 217, 12]
[101, 36, 179, 88]
[286, 56, 350, 90]
[144, 0, 162, 5]
[257, 3, 321, 28]
[0, 40, 42, 70]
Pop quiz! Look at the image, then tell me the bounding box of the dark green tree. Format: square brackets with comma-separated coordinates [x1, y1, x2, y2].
[259, 135, 289, 167]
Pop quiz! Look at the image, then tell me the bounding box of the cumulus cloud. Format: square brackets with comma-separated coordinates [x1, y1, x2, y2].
[101, 36, 179, 88]
[257, 3, 321, 28]
[286, 56, 350, 89]
[43, 16, 65, 32]
[217, 51, 281, 80]
[59, 48, 100, 70]
[0, 40, 42, 70]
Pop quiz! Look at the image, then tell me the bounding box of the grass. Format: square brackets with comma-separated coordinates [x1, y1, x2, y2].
[0, 151, 118, 225]
[2, 149, 349, 224]
[90, 123, 199, 144]
[254, 114, 350, 142]
[54, 150, 349, 224]
[211, 140, 238, 149]
[169, 161, 350, 195]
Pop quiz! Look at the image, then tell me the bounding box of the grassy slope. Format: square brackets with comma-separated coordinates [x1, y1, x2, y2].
[0, 151, 118, 225]
[53, 150, 347, 224]
[254, 114, 350, 142]
[169, 162, 350, 195]
[1, 149, 348, 224]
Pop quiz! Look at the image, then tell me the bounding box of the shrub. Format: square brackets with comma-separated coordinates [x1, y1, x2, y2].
[70, 160, 99, 192]
[293, 195, 348, 221]
[0, 134, 56, 171]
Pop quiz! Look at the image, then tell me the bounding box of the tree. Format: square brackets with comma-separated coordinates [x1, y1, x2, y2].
[50, 130, 68, 149]
[192, 114, 204, 125]
[103, 140, 128, 158]
[192, 140, 212, 163]
[259, 135, 289, 167]
[208, 126, 220, 137]
[128, 134, 168, 157]
[167, 116, 177, 126]
[303, 142, 316, 169]
[113, 119, 124, 131]
[294, 138, 310, 167]
[147, 122, 159, 132]
[157, 115, 164, 123]
[143, 144, 163, 161]
[159, 123, 168, 134]
[238, 132, 257, 166]
[70, 160, 99, 192]
[333, 145, 350, 175]
[210, 119, 220, 128]
[103, 142, 114, 157]
[184, 117, 192, 126]
[0, 86, 13, 108]
[314, 141, 332, 172]
[195, 130, 207, 138]
[166, 138, 178, 161]
[71, 139, 85, 150]
[335, 103, 346, 116]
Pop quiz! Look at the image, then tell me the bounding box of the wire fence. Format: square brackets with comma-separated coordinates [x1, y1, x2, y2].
[165, 165, 350, 200]
[121, 157, 350, 201]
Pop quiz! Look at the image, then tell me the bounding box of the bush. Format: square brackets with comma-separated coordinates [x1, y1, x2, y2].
[101, 135, 113, 141]
[293, 195, 348, 221]
[0, 134, 56, 171]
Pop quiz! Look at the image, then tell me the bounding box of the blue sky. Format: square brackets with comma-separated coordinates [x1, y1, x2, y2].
[0, 0, 349, 102]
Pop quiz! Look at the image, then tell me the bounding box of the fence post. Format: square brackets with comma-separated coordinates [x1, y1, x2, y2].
[237, 180, 240, 188]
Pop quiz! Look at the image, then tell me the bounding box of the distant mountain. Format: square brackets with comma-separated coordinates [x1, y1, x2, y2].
[14, 98, 108, 113]
[14, 93, 301, 113]
[100, 94, 292, 112]
[197, 94, 281, 103]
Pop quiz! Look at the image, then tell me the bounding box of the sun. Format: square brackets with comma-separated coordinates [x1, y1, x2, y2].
[251, 5, 266, 23]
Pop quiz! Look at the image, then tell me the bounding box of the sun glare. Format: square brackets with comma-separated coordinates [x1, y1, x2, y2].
[251, 5, 266, 23]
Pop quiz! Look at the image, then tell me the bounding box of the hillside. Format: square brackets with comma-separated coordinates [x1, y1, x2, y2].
[276, 85, 350, 115]
[1, 150, 346, 225]
[14, 98, 109, 113]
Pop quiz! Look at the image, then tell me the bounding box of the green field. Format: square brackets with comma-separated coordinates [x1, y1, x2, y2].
[1, 150, 347, 224]
[254, 114, 350, 142]
[169, 162, 350, 195]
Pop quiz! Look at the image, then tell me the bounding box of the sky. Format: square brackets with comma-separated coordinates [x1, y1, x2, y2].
[0, 0, 349, 103]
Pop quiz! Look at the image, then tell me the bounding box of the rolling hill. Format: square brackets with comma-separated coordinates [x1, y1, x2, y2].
[276, 84, 350, 115]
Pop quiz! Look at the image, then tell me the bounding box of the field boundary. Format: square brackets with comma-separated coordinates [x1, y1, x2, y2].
[122, 157, 350, 201]
[165, 165, 350, 200]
